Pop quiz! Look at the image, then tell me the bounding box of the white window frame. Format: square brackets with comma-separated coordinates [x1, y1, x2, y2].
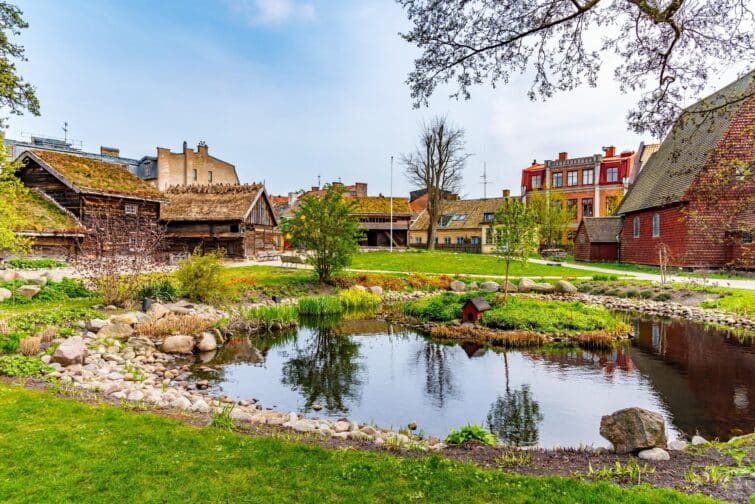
[583, 169, 594, 185]
[552, 172, 563, 188]
[444, 236, 451, 245]
[124, 204, 138, 216]
[531, 175, 541, 189]
[567, 170, 578, 186]
[606, 167, 619, 183]
[633, 216, 640, 238]
[652, 213, 660, 237]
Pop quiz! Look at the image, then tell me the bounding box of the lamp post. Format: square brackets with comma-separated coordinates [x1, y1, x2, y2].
[390, 155, 394, 252]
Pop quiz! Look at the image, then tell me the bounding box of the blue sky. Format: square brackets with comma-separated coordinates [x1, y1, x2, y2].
[4, 0, 740, 198]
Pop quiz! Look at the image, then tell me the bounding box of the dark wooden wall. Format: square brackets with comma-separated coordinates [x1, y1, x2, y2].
[18, 162, 81, 216]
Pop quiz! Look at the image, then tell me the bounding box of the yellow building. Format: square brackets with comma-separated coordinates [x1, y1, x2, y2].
[139, 141, 239, 190]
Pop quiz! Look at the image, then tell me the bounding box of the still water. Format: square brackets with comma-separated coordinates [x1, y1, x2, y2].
[192, 316, 754, 448]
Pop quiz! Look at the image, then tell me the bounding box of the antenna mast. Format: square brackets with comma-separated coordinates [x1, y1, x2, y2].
[481, 161, 491, 199]
[62, 122, 69, 143]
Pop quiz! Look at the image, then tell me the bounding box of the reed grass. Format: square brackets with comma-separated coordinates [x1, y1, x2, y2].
[136, 315, 215, 337]
[338, 288, 380, 310]
[297, 295, 343, 316]
[19, 336, 41, 356]
[244, 305, 299, 331]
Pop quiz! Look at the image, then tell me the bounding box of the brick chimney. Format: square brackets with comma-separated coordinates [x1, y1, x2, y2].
[100, 146, 119, 157]
[354, 182, 368, 197]
[502, 189, 511, 198]
[197, 141, 208, 156]
[602, 146, 616, 157]
[558, 152, 568, 161]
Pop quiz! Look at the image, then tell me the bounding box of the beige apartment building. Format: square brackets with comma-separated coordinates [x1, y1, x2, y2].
[140, 141, 239, 190]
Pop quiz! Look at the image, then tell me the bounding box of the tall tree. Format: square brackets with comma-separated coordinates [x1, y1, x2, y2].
[527, 191, 574, 249]
[398, 0, 755, 137]
[492, 199, 539, 300]
[282, 184, 363, 283]
[403, 116, 469, 249]
[0, 2, 39, 128]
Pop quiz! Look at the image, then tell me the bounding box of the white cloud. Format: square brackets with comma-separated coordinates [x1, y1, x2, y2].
[230, 0, 316, 26]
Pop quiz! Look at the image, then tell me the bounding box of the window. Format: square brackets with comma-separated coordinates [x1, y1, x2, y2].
[128, 233, 138, 252]
[444, 236, 451, 245]
[652, 213, 660, 237]
[606, 167, 619, 183]
[230, 223, 240, 233]
[582, 169, 594, 185]
[193, 169, 198, 181]
[743, 232, 753, 245]
[483, 212, 495, 222]
[124, 204, 138, 215]
[143, 161, 152, 177]
[566, 199, 578, 220]
[456, 236, 464, 245]
[582, 198, 593, 217]
[208, 170, 213, 183]
[471, 236, 480, 245]
[531, 175, 542, 189]
[451, 214, 467, 221]
[567, 170, 578, 186]
[633, 216, 640, 238]
[415, 236, 421, 244]
[485, 227, 492, 244]
[552, 172, 563, 188]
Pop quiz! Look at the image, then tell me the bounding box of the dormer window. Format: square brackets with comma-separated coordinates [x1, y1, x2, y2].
[606, 167, 619, 183]
[483, 212, 495, 222]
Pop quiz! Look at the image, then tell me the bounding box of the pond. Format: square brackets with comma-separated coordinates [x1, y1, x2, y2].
[191, 315, 754, 448]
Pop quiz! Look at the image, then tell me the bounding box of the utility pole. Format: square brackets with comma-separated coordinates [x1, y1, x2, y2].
[62, 122, 69, 143]
[481, 161, 491, 199]
[390, 155, 394, 253]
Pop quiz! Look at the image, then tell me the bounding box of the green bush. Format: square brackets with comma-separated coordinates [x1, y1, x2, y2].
[244, 305, 299, 330]
[0, 355, 53, 377]
[591, 274, 619, 281]
[625, 289, 640, 298]
[298, 295, 343, 316]
[639, 290, 653, 299]
[175, 250, 228, 303]
[0, 278, 93, 306]
[654, 293, 672, 302]
[136, 279, 178, 303]
[338, 288, 380, 310]
[3, 258, 66, 269]
[0, 307, 102, 353]
[402, 292, 470, 322]
[445, 425, 497, 447]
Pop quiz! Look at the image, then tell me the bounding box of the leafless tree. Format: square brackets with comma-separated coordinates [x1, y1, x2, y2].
[75, 211, 167, 307]
[398, 0, 755, 138]
[403, 116, 470, 249]
[656, 242, 671, 285]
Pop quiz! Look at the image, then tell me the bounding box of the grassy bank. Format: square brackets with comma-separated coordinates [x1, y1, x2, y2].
[350, 250, 598, 277]
[0, 384, 711, 503]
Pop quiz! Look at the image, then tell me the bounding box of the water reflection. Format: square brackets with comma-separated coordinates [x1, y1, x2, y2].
[487, 384, 543, 446]
[414, 343, 458, 408]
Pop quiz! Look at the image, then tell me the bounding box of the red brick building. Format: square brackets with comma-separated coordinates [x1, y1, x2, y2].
[616, 71, 755, 268]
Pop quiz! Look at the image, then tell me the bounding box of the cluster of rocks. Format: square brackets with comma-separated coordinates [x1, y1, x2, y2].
[0, 269, 68, 302]
[39, 301, 435, 451]
[600, 407, 704, 461]
[448, 278, 578, 295]
[543, 292, 755, 330]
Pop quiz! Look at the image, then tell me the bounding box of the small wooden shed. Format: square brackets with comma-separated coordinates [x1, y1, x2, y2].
[462, 297, 491, 323]
[574, 217, 623, 262]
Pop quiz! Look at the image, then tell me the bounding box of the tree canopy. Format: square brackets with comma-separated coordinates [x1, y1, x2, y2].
[0, 2, 39, 127]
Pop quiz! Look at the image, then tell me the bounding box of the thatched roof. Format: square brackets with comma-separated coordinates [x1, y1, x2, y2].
[160, 184, 270, 222]
[22, 149, 163, 201]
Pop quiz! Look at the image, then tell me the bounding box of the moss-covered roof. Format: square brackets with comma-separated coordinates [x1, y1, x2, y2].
[351, 196, 411, 215]
[13, 188, 85, 235]
[28, 149, 164, 200]
[411, 198, 508, 231]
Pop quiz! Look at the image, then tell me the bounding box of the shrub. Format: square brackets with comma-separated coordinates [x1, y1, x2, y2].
[94, 275, 138, 308]
[654, 292, 672, 302]
[175, 250, 228, 303]
[639, 290, 653, 299]
[136, 315, 215, 338]
[0, 355, 52, 377]
[338, 288, 380, 310]
[1, 278, 93, 306]
[592, 274, 619, 281]
[576, 283, 594, 293]
[244, 305, 298, 331]
[36, 326, 58, 343]
[402, 292, 465, 322]
[298, 295, 343, 316]
[625, 289, 640, 298]
[0, 319, 9, 336]
[18, 336, 41, 356]
[445, 425, 497, 447]
[353, 273, 405, 292]
[4, 258, 66, 269]
[136, 278, 178, 303]
[406, 274, 454, 291]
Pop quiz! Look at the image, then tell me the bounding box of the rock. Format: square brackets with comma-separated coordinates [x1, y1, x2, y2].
[164, 304, 192, 315]
[0, 287, 11, 302]
[172, 396, 192, 410]
[555, 280, 578, 294]
[638, 447, 670, 461]
[147, 303, 171, 320]
[468, 282, 479, 290]
[0, 270, 19, 282]
[16, 285, 40, 299]
[427, 436, 441, 447]
[292, 420, 315, 433]
[161, 335, 195, 354]
[599, 407, 667, 454]
[691, 435, 708, 446]
[40, 355, 51, 364]
[667, 439, 688, 451]
[360, 426, 377, 436]
[87, 319, 109, 332]
[449, 280, 466, 292]
[312, 404, 322, 411]
[531, 283, 555, 293]
[196, 332, 217, 352]
[368, 286, 383, 295]
[407, 421, 417, 430]
[480, 281, 500, 292]
[50, 337, 87, 366]
[518, 278, 536, 293]
[500, 281, 518, 293]
[374, 437, 385, 447]
[111, 313, 140, 326]
[334, 421, 351, 433]
[22, 276, 47, 286]
[98, 323, 134, 340]
[42, 270, 68, 283]
[230, 409, 253, 424]
[191, 398, 211, 413]
[353, 285, 367, 292]
[127, 390, 145, 402]
[128, 336, 156, 351]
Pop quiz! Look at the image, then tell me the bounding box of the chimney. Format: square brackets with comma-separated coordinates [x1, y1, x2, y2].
[602, 146, 616, 157]
[100, 146, 119, 157]
[532, 159, 537, 165]
[288, 192, 299, 206]
[502, 189, 511, 198]
[354, 182, 368, 197]
[558, 152, 568, 161]
[197, 141, 208, 156]
[311, 186, 319, 192]
[182, 140, 188, 152]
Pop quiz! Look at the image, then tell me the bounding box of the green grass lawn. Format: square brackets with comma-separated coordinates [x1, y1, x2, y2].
[697, 286, 755, 318]
[0, 384, 712, 503]
[350, 250, 597, 277]
[562, 259, 747, 281]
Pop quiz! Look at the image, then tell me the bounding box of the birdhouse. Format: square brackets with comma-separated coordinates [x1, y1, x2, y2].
[462, 297, 491, 323]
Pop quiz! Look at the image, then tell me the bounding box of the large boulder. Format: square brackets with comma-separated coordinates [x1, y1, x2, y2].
[98, 323, 135, 340]
[0, 270, 19, 282]
[531, 283, 555, 293]
[196, 332, 218, 352]
[518, 278, 536, 293]
[86, 319, 109, 332]
[600, 407, 667, 454]
[0, 287, 11, 302]
[369, 286, 383, 296]
[43, 270, 68, 283]
[50, 336, 87, 366]
[161, 335, 195, 354]
[501, 281, 518, 293]
[479, 281, 500, 293]
[449, 280, 466, 292]
[147, 303, 171, 321]
[110, 313, 140, 326]
[555, 280, 578, 294]
[16, 285, 41, 299]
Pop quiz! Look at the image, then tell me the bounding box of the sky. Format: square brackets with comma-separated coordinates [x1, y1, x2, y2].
[4, 0, 743, 199]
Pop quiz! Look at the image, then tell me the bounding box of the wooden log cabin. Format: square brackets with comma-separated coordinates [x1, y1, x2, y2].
[160, 184, 279, 260]
[15, 150, 165, 254]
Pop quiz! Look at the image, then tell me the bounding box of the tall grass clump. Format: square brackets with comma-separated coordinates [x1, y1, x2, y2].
[402, 292, 465, 322]
[175, 250, 228, 303]
[244, 305, 299, 330]
[298, 295, 343, 316]
[338, 288, 380, 310]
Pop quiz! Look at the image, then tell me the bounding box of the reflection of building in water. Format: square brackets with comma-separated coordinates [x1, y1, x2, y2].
[525, 347, 635, 376]
[631, 318, 755, 439]
[461, 342, 488, 359]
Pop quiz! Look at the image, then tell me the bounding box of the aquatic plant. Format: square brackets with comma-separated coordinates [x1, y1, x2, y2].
[338, 288, 380, 310]
[244, 305, 299, 331]
[298, 295, 343, 316]
[445, 424, 497, 447]
[136, 315, 215, 338]
[570, 332, 619, 350]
